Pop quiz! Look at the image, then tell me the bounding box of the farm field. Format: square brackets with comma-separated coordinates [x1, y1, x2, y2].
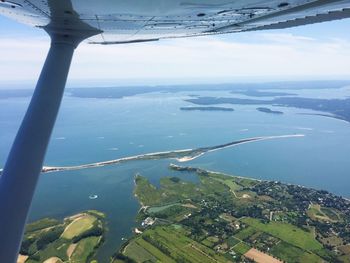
[122, 226, 228, 263]
[19, 211, 105, 263]
[61, 214, 97, 240]
[240, 217, 323, 251]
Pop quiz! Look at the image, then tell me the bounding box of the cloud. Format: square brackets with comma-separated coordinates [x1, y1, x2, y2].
[258, 33, 315, 43]
[0, 32, 350, 85]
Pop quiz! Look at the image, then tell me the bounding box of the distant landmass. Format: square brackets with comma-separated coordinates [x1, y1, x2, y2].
[180, 106, 234, 112]
[186, 96, 350, 122]
[231, 90, 296, 97]
[67, 80, 350, 99]
[1, 80, 349, 99]
[0, 89, 34, 99]
[257, 107, 283, 114]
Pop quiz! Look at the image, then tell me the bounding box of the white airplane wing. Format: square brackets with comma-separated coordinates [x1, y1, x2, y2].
[0, 0, 349, 44]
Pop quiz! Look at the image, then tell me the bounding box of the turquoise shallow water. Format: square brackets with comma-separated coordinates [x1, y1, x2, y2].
[1, 88, 350, 260]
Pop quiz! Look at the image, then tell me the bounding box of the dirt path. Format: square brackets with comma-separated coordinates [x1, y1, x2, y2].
[67, 243, 77, 259]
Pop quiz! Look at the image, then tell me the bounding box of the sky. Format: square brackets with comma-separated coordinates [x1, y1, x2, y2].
[0, 14, 350, 88]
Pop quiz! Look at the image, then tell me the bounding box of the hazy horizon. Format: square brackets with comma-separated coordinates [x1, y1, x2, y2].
[1, 77, 350, 90]
[1, 15, 350, 86]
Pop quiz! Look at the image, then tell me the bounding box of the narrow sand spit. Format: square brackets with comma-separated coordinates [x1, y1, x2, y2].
[40, 134, 304, 174]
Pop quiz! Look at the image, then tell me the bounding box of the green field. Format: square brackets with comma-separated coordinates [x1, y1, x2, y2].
[270, 241, 322, 263]
[25, 218, 60, 233]
[136, 237, 176, 262]
[153, 205, 195, 221]
[201, 238, 215, 248]
[32, 239, 69, 262]
[71, 236, 101, 262]
[201, 236, 219, 248]
[147, 203, 180, 213]
[236, 177, 257, 188]
[20, 211, 105, 263]
[123, 226, 228, 263]
[320, 207, 340, 221]
[307, 204, 341, 223]
[207, 173, 242, 192]
[241, 218, 323, 251]
[226, 237, 240, 247]
[232, 242, 250, 255]
[211, 177, 241, 193]
[199, 175, 232, 196]
[124, 239, 158, 262]
[234, 226, 258, 240]
[61, 215, 97, 240]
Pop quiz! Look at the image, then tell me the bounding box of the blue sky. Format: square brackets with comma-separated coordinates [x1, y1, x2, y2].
[1, 14, 350, 87]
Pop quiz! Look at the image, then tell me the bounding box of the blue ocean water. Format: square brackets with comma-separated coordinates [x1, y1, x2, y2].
[1, 88, 350, 260]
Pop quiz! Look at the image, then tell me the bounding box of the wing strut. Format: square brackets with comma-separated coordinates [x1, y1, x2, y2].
[0, 33, 82, 263]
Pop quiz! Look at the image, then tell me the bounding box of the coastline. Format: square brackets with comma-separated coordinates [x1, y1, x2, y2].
[170, 164, 350, 201]
[40, 134, 304, 174]
[123, 164, 350, 263]
[297, 112, 349, 124]
[169, 163, 262, 182]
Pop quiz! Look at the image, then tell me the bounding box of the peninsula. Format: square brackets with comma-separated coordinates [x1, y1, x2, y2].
[114, 165, 350, 263]
[41, 134, 304, 174]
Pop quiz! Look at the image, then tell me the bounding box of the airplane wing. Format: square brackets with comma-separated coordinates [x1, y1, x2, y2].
[0, 0, 349, 44]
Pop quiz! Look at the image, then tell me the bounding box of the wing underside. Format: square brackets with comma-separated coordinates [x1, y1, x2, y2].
[0, 0, 349, 43]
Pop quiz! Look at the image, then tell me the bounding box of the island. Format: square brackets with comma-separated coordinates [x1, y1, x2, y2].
[256, 107, 283, 114]
[185, 96, 350, 123]
[113, 165, 350, 263]
[18, 210, 106, 263]
[180, 106, 234, 112]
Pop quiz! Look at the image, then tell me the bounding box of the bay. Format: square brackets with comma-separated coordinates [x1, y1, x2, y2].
[1, 86, 350, 260]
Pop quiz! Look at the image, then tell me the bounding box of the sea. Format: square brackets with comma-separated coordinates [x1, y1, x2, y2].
[1, 84, 350, 261]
